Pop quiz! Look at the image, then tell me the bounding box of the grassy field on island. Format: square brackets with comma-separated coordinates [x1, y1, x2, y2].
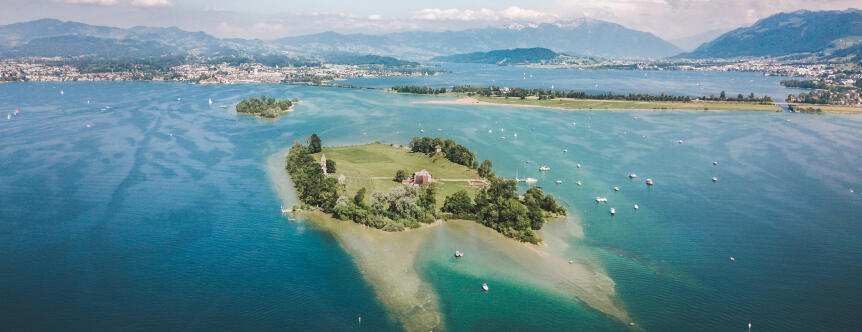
[312, 143, 482, 206]
[470, 95, 781, 111]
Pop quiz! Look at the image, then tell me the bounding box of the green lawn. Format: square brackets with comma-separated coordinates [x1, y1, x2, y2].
[789, 104, 862, 114]
[313, 143, 482, 207]
[473, 95, 781, 111]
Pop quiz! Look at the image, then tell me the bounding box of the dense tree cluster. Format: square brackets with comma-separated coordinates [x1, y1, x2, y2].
[409, 137, 477, 168]
[236, 95, 298, 118]
[391, 85, 447, 94]
[285, 140, 339, 212]
[699, 91, 773, 103]
[442, 178, 566, 243]
[781, 79, 829, 90]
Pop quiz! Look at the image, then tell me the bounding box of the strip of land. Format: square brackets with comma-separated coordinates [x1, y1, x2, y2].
[418, 95, 781, 112]
[789, 104, 862, 114]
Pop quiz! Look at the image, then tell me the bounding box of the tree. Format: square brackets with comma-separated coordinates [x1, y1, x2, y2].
[478, 159, 493, 178]
[442, 190, 474, 215]
[394, 169, 409, 182]
[419, 185, 436, 212]
[720, 90, 726, 100]
[325, 159, 336, 173]
[354, 187, 367, 207]
[309, 134, 322, 153]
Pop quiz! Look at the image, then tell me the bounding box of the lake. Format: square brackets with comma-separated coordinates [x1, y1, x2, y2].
[1, 72, 860, 331]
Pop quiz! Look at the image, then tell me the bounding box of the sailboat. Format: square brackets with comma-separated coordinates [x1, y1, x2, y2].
[208, 98, 213, 105]
[7, 113, 10, 120]
[60, 90, 64, 95]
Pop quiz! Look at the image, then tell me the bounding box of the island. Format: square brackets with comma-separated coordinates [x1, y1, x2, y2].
[235, 95, 299, 118]
[400, 85, 781, 111]
[285, 134, 565, 243]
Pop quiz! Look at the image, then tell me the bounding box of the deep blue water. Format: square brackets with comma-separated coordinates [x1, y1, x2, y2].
[1, 78, 861, 331]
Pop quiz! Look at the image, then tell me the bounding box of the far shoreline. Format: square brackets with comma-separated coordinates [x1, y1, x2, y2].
[414, 95, 783, 112]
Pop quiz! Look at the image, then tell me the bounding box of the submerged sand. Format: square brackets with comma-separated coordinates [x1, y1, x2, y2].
[266, 149, 631, 331]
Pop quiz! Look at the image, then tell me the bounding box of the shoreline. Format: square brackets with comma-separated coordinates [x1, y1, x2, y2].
[415, 95, 782, 112]
[265, 148, 633, 331]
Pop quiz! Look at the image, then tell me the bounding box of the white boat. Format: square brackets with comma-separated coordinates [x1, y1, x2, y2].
[85, 123, 91, 128]
[610, 208, 616, 215]
[488, 129, 493, 133]
[454, 250, 464, 258]
[614, 186, 620, 192]
[576, 163, 581, 168]
[563, 149, 568, 153]
[595, 197, 608, 203]
[500, 136, 505, 139]
[420, 129, 424, 133]
[677, 140, 684, 144]
[281, 205, 292, 214]
[500, 128, 504, 132]
[539, 166, 550, 171]
[713, 161, 719, 165]
[645, 179, 654, 185]
[87, 100, 90, 105]
[524, 177, 538, 183]
[7, 113, 10, 120]
[208, 98, 213, 105]
[177, 97, 182, 101]
[60, 90, 64, 95]
[105, 106, 111, 109]
[220, 105, 228, 109]
[513, 133, 517, 137]
[712, 177, 718, 182]
[576, 181, 582, 186]
[555, 180, 563, 184]
[482, 283, 489, 291]
[629, 173, 638, 178]
[634, 204, 639, 210]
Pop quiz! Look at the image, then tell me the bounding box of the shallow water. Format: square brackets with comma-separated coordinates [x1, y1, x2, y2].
[2, 80, 862, 331]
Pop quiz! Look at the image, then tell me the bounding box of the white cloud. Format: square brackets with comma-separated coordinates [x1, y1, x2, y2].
[55, 0, 118, 5]
[203, 7, 227, 12]
[411, 6, 558, 22]
[130, 0, 173, 7]
[252, 22, 284, 32]
[368, 14, 383, 21]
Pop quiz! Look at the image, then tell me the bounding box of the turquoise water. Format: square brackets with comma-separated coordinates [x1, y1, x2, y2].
[2, 80, 861, 331]
[341, 63, 808, 100]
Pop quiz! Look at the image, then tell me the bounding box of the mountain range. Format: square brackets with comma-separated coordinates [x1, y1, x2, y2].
[0, 18, 681, 60]
[274, 20, 682, 59]
[678, 9, 862, 58]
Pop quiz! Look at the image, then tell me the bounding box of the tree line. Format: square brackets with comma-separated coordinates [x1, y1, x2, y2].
[409, 136, 477, 168]
[391, 85, 447, 94]
[442, 85, 773, 103]
[236, 95, 298, 118]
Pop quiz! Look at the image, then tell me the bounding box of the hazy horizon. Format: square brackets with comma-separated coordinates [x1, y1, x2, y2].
[0, 0, 858, 41]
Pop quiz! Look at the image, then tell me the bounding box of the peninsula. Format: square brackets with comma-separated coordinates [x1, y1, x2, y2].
[235, 95, 298, 118]
[397, 85, 781, 111]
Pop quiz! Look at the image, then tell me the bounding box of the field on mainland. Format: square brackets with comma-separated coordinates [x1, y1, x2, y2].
[789, 104, 862, 114]
[312, 143, 483, 205]
[418, 94, 782, 111]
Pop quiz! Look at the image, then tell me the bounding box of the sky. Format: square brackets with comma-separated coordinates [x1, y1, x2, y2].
[0, 0, 859, 40]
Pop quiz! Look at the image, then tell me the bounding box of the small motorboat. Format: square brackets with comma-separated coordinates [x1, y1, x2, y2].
[482, 283, 489, 292]
[60, 90, 64, 95]
[614, 186, 620, 192]
[563, 149, 568, 153]
[281, 205, 292, 214]
[713, 161, 719, 165]
[595, 197, 608, 203]
[629, 173, 638, 179]
[454, 251, 464, 258]
[730, 257, 735, 262]
[539, 166, 550, 171]
[555, 180, 563, 184]
[488, 129, 493, 133]
[6, 113, 10, 120]
[524, 177, 538, 183]
[634, 204, 639, 210]
[576, 163, 581, 168]
[420, 129, 424, 133]
[677, 140, 684, 144]
[208, 98, 213, 105]
[85, 123, 91, 128]
[645, 179, 654, 186]
[576, 181, 582, 186]
[610, 208, 616, 215]
[513, 133, 518, 137]
[177, 97, 182, 101]
[712, 177, 718, 182]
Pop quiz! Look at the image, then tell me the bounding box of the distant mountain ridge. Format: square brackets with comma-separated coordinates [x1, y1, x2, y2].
[431, 48, 562, 65]
[0, 18, 682, 60]
[276, 20, 682, 59]
[677, 9, 862, 58]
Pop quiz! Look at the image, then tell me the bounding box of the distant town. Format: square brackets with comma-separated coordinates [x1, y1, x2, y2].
[0, 58, 440, 85]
